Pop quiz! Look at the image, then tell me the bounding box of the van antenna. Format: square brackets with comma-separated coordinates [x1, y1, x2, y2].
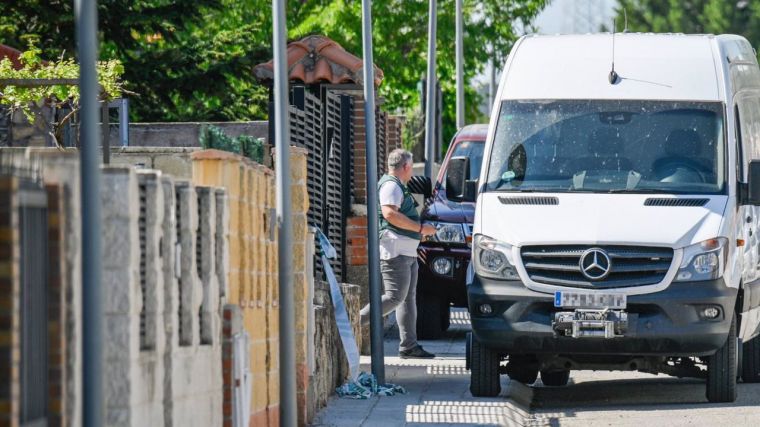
[609, 18, 620, 84]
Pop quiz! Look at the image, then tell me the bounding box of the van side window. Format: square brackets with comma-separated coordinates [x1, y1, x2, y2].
[737, 97, 760, 182]
[736, 104, 745, 182]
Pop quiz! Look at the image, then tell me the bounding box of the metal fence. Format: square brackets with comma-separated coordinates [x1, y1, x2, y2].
[18, 180, 49, 427]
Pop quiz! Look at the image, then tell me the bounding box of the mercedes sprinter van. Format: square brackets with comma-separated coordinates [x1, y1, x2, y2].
[464, 33, 760, 403]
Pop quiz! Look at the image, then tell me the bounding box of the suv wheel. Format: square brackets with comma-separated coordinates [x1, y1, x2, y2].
[706, 314, 738, 403]
[505, 355, 539, 385]
[416, 293, 449, 339]
[540, 369, 570, 387]
[742, 331, 760, 383]
[469, 336, 501, 397]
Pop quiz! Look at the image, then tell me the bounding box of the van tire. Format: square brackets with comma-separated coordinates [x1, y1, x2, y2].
[540, 369, 570, 387]
[470, 337, 501, 397]
[706, 314, 738, 403]
[416, 294, 449, 339]
[741, 333, 760, 383]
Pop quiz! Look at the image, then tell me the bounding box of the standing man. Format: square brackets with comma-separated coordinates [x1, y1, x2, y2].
[360, 149, 438, 359]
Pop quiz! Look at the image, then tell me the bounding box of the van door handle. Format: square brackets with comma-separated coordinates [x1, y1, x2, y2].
[747, 216, 753, 223]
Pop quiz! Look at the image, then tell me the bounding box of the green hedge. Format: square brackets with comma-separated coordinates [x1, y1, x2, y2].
[199, 125, 265, 164]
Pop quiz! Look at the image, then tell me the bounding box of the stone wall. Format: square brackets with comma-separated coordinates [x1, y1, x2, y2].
[0, 149, 227, 427]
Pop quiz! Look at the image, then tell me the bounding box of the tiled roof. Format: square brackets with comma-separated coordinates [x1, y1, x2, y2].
[0, 44, 23, 70]
[253, 35, 383, 87]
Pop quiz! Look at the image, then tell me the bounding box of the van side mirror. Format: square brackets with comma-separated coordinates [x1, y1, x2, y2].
[463, 180, 479, 203]
[446, 156, 470, 202]
[747, 161, 760, 205]
[408, 175, 432, 198]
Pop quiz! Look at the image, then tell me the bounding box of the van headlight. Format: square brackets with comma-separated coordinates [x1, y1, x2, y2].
[426, 222, 466, 244]
[473, 234, 520, 280]
[675, 238, 728, 282]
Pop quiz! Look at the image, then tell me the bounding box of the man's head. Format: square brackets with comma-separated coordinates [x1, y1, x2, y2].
[387, 148, 414, 182]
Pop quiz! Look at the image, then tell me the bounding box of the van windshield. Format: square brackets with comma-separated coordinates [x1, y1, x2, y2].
[485, 100, 726, 194]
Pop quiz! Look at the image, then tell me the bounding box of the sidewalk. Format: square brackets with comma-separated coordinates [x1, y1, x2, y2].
[311, 309, 533, 427]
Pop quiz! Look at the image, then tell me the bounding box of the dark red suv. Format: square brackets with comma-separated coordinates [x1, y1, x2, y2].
[415, 124, 487, 338]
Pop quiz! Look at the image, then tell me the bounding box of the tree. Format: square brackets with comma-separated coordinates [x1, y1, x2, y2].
[290, 0, 547, 145]
[616, 1, 760, 46]
[1, 0, 548, 144]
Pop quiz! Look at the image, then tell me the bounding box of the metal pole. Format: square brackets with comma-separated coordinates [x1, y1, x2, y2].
[75, 0, 103, 426]
[101, 101, 110, 164]
[361, 0, 385, 385]
[272, 1, 297, 425]
[119, 98, 129, 147]
[455, 0, 465, 130]
[489, 52, 496, 116]
[424, 0, 437, 180]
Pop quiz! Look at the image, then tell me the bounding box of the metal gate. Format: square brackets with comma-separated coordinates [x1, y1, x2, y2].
[272, 86, 356, 283]
[18, 180, 49, 427]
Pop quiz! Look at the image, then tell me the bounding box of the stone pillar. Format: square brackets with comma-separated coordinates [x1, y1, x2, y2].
[159, 175, 178, 427]
[100, 166, 141, 427]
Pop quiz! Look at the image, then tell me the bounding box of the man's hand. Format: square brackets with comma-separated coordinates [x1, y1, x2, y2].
[420, 223, 437, 237]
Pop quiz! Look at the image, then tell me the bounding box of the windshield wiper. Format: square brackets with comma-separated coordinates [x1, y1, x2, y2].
[605, 188, 679, 194]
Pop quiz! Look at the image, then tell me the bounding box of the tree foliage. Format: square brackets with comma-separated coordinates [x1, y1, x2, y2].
[616, 0, 760, 45]
[1, 0, 547, 143]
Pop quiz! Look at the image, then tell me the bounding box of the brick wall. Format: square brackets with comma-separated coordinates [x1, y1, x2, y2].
[192, 147, 311, 427]
[346, 216, 368, 266]
[46, 184, 66, 427]
[353, 99, 367, 203]
[0, 176, 21, 427]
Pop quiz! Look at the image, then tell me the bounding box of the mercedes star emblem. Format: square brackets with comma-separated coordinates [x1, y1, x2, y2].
[579, 248, 612, 280]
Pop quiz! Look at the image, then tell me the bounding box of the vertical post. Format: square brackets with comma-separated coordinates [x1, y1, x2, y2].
[361, 0, 385, 385]
[272, 1, 297, 425]
[424, 0, 437, 180]
[489, 52, 496, 116]
[75, 0, 103, 426]
[455, 0, 465, 130]
[119, 98, 129, 147]
[101, 101, 110, 164]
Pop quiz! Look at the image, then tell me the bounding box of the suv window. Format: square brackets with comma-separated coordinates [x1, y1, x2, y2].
[445, 140, 485, 187]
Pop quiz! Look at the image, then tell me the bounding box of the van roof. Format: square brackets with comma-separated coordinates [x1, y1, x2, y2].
[500, 33, 742, 102]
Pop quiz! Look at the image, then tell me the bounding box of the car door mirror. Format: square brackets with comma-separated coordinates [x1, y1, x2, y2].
[463, 179, 479, 203]
[446, 156, 470, 202]
[408, 175, 432, 198]
[747, 160, 760, 205]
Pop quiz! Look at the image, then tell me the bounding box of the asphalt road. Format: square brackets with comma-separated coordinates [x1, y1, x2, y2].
[313, 309, 760, 426]
[530, 370, 760, 426]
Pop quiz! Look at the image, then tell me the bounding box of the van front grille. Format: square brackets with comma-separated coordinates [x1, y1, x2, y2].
[520, 245, 674, 289]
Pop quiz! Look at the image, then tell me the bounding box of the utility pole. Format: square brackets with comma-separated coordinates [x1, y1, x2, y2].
[272, 0, 297, 425]
[455, 0, 465, 130]
[424, 0, 437, 180]
[361, 0, 385, 385]
[75, 0, 103, 425]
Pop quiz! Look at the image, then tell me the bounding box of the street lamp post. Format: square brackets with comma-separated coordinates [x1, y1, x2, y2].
[272, 0, 297, 425]
[424, 0, 437, 180]
[360, 0, 386, 385]
[75, 0, 104, 425]
[455, 0, 465, 130]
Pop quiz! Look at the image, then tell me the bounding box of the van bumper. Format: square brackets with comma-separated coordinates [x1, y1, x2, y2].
[468, 276, 737, 357]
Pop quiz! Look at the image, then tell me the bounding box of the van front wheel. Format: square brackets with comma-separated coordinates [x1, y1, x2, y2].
[706, 314, 738, 403]
[469, 337, 501, 397]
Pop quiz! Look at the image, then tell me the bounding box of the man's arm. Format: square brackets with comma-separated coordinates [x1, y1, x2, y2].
[381, 205, 436, 236]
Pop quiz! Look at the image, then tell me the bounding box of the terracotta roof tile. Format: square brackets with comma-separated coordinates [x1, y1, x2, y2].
[253, 35, 383, 87]
[0, 44, 23, 70]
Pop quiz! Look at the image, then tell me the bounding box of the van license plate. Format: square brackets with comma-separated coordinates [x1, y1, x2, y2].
[554, 291, 626, 309]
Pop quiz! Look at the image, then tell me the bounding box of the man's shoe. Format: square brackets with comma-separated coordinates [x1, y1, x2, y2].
[399, 345, 435, 359]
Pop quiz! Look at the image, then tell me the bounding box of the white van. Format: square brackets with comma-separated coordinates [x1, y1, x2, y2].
[461, 33, 760, 403]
